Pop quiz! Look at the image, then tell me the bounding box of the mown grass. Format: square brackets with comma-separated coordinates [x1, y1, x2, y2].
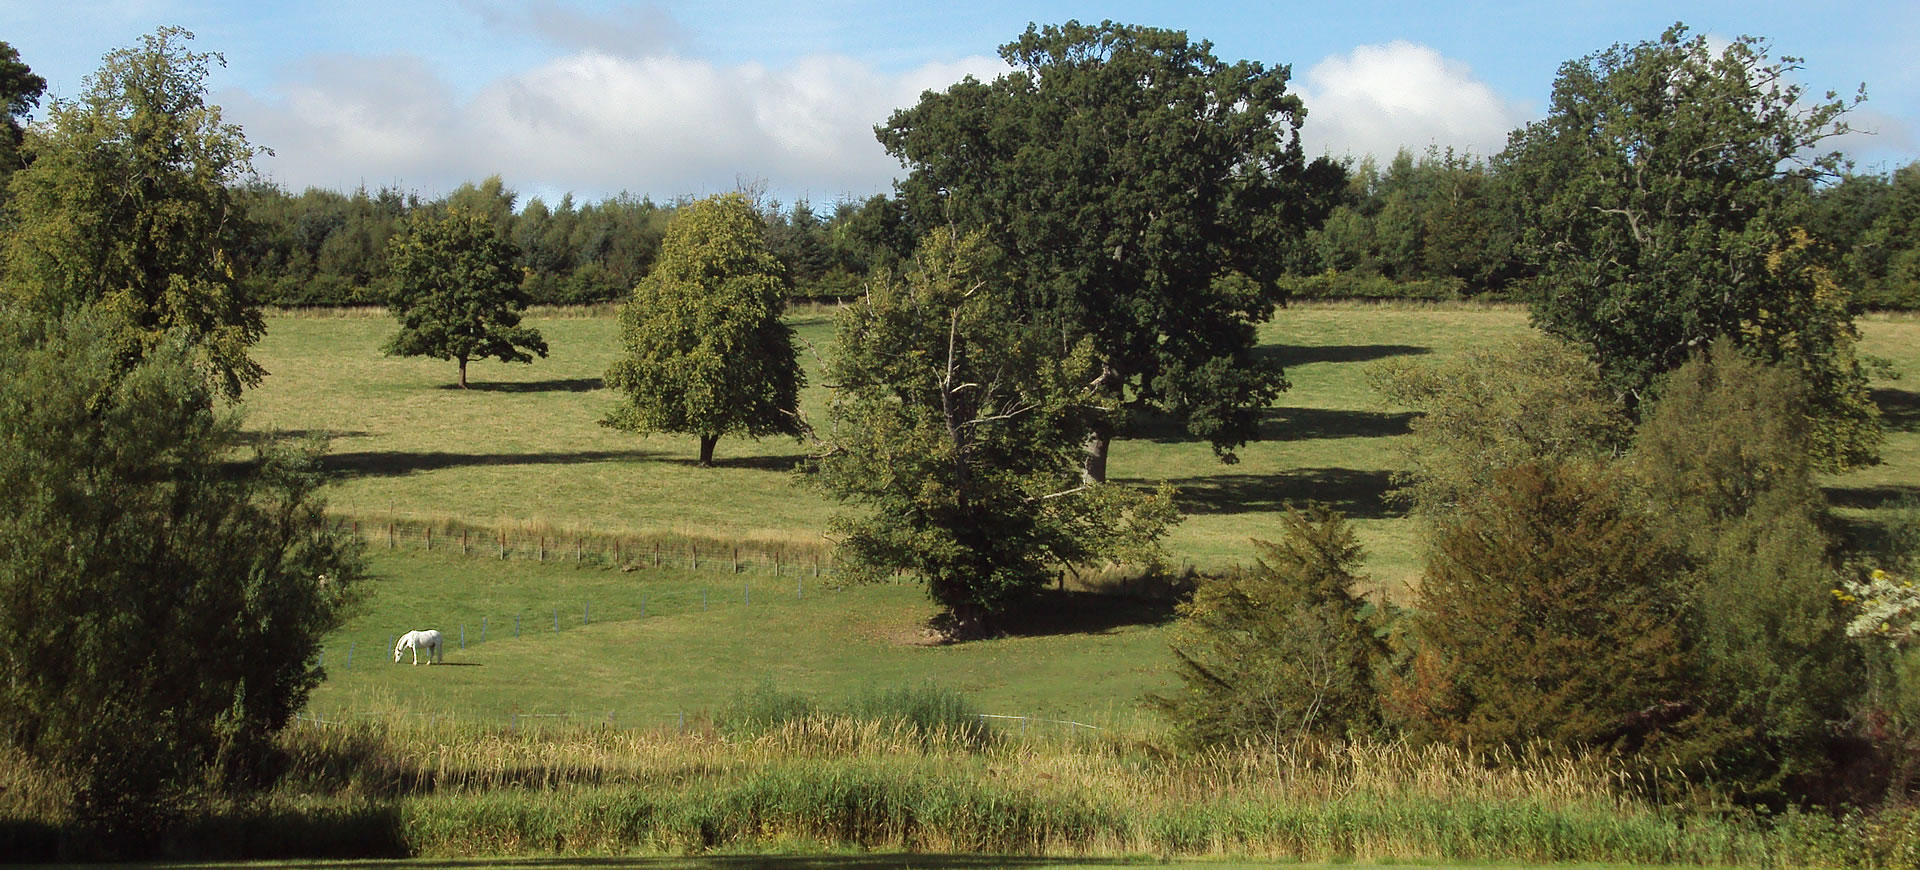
[244, 302, 1920, 590]
[306, 547, 1180, 727]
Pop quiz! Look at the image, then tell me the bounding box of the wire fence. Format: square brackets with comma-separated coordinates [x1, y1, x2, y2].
[338, 516, 839, 579]
[290, 707, 1106, 738]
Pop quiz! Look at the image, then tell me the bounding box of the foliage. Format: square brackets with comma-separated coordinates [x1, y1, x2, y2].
[1504, 23, 1879, 468]
[1369, 334, 1631, 520]
[0, 40, 46, 194]
[383, 207, 548, 388]
[1632, 341, 1861, 801]
[814, 229, 1178, 636]
[602, 193, 802, 465]
[0, 309, 363, 842]
[1810, 162, 1920, 309]
[1154, 506, 1387, 747]
[1, 27, 265, 398]
[879, 20, 1345, 479]
[1306, 148, 1527, 295]
[1840, 568, 1920, 647]
[1389, 461, 1694, 752]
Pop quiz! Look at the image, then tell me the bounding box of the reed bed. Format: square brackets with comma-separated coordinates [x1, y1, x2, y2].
[215, 715, 1896, 865]
[8, 712, 1915, 864]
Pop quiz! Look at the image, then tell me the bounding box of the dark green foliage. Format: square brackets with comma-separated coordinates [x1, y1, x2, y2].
[1305, 149, 1527, 295]
[1504, 23, 1878, 468]
[843, 683, 993, 749]
[815, 229, 1178, 636]
[383, 207, 548, 388]
[601, 193, 802, 466]
[1155, 506, 1387, 747]
[0, 40, 46, 193]
[715, 680, 815, 739]
[879, 20, 1343, 477]
[1392, 462, 1694, 752]
[1632, 342, 1860, 803]
[0, 309, 364, 840]
[2, 28, 265, 398]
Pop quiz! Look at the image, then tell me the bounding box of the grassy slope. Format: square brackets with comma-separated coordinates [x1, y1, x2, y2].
[269, 303, 1920, 724]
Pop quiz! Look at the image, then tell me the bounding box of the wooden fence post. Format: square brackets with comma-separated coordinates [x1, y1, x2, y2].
[462, 529, 469, 555]
[387, 523, 394, 549]
[732, 546, 738, 574]
[426, 527, 432, 551]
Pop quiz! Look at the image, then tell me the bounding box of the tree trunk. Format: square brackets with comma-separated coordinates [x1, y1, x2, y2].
[458, 357, 469, 389]
[698, 433, 719, 467]
[1082, 421, 1114, 484]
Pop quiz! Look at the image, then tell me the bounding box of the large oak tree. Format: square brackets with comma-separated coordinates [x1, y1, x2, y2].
[878, 20, 1344, 481]
[384, 207, 548, 388]
[1503, 23, 1879, 469]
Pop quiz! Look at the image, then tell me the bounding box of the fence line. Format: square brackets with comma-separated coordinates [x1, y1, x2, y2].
[336, 515, 840, 580]
[290, 708, 1105, 739]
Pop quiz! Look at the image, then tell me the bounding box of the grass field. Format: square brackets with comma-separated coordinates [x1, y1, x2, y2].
[308, 548, 1177, 726]
[270, 302, 1920, 728]
[244, 302, 1920, 589]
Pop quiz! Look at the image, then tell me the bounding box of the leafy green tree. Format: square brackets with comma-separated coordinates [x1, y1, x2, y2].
[1369, 334, 1632, 520]
[1502, 23, 1878, 469]
[1154, 506, 1387, 747]
[1, 27, 265, 398]
[384, 207, 547, 388]
[1631, 341, 1859, 803]
[815, 229, 1179, 637]
[602, 193, 802, 466]
[1391, 461, 1694, 753]
[879, 21, 1345, 481]
[0, 309, 364, 844]
[0, 40, 47, 192]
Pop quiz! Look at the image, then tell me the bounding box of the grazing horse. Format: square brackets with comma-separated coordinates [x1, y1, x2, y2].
[393, 629, 443, 665]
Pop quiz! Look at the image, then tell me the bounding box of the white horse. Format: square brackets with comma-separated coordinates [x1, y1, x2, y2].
[393, 629, 443, 665]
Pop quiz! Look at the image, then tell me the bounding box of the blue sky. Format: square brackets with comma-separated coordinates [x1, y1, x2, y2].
[5, 1, 1915, 207]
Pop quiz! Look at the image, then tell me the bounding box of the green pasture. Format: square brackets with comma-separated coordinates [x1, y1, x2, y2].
[308, 546, 1178, 726]
[244, 303, 1920, 589]
[273, 302, 1920, 725]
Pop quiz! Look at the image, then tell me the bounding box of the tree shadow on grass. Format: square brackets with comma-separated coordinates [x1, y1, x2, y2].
[1131, 406, 1412, 443]
[663, 453, 810, 472]
[321, 449, 662, 479]
[1256, 342, 1431, 368]
[1825, 483, 1920, 511]
[436, 377, 605, 393]
[991, 588, 1179, 638]
[1875, 387, 1920, 433]
[1143, 467, 1399, 520]
[1263, 406, 1414, 440]
[244, 428, 373, 445]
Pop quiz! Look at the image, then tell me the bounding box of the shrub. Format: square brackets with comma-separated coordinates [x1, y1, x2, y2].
[844, 683, 993, 748]
[1389, 461, 1695, 752]
[1632, 342, 1861, 803]
[1154, 506, 1388, 747]
[714, 680, 814, 739]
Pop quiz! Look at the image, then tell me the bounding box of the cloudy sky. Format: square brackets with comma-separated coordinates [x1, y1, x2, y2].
[6, 1, 1916, 208]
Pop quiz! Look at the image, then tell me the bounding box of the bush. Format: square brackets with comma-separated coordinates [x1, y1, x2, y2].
[1154, 506, 1388, 747]
[1388, 461, 1695, 752]
[0, 310, 365, 845]
[1278, 270, 1468, 302]
[714, 680, 815, 739]
[1633, 342, 1861, 803]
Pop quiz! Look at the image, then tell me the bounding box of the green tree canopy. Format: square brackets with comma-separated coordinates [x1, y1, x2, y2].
[1502, 23, 1878, 469]
[601, 193, 802, 466]
[815, 229, 1178, 638]
[1, 27, 265, 398]
[0, 40, 47, 190]
[384, 207, 548, 388]
[878, 20, 1345, 481]
[0, 309, 364, 843]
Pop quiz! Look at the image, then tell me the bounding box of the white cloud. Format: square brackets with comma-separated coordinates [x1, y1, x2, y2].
[1295, 41, 1531, 162]
[225, 47, 1008, 203]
